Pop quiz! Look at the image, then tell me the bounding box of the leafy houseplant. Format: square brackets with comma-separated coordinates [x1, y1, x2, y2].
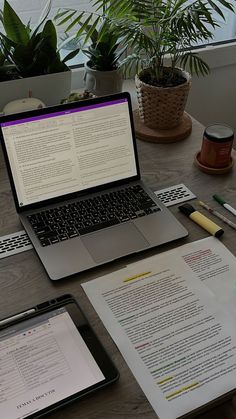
[74, 0, 235, 130]
[0, 0, 80, 81]
[55, 10, 126, 96]
[0, 0, 80, 110]
[83, 19, 126, 95]
[83, 19, 125, 71]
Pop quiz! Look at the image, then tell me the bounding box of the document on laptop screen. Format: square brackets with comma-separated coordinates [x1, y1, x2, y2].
[1, 99, 137, 207]
[0, 307, 104, 419]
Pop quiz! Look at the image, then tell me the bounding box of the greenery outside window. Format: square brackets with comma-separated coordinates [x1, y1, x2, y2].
[0, 0, 236, 69]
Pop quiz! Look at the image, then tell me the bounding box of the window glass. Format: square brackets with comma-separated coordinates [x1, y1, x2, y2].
[0, 1, 235, 66]
[197, 6, 236, 46]
[0, 0, 93, 66]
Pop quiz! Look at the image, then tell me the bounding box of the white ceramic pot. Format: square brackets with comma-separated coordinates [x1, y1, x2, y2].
[0, 70, 71, 112]
[84, 61, 123, 96]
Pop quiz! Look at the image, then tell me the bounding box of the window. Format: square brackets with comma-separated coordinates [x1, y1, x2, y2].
[0, 0, 94, 66]
[1, 1, 236, 66]
[197, 6, 236, 46]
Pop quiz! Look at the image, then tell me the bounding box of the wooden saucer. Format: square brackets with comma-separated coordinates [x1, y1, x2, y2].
[194, 151, 234, 174]
[133, 109, 192, 143]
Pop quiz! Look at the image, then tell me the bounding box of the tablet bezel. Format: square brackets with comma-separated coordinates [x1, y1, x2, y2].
[0, 294, 119, 419]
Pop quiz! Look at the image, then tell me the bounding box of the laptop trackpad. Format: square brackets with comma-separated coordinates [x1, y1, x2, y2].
[81, 223, 149, 263]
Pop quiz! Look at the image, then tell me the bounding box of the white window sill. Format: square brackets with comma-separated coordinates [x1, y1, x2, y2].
[71, 67, 137, 104]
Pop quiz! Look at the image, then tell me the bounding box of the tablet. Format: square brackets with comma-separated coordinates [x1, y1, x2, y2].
[0, 294, 119, 419]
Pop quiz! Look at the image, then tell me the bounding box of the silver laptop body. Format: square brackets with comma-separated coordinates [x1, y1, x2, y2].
[0, 92, 188, 280]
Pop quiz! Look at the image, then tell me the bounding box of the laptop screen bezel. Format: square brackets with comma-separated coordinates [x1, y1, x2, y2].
[0, 92, 141, 213]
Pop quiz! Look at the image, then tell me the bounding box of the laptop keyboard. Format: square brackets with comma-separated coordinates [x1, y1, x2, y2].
[27, 185, 160, 247]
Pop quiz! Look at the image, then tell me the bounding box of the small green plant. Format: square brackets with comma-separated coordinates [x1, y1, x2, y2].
[61, 90, 95, 103]
[55, 10, 126, 71]
[0, 0, 80, 81]
[83, 19, 126, 71]
[61, 0, 235, 86]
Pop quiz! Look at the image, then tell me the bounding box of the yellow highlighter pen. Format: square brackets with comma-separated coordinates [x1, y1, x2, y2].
[179, 203, 224, 238]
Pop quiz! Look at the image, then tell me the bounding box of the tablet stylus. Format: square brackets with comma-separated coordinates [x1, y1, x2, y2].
[0, 308, 36, 326]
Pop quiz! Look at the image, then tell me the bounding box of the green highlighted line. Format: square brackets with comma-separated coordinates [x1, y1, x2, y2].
[166, 382, 199, 400]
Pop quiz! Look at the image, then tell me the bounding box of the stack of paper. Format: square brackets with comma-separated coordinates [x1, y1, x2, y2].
[82, 237, 236, 419]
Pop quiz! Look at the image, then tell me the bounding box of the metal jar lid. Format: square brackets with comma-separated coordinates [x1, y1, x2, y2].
[204, 124, 234, 143]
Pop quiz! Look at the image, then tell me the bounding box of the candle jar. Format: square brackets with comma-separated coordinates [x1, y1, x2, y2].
[199, 124, 234, 169]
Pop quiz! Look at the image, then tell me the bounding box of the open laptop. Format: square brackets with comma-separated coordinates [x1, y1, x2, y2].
[0, 92, 188, 280]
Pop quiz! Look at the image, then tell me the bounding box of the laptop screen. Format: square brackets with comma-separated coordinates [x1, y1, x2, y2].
[1, 97, 137, 208]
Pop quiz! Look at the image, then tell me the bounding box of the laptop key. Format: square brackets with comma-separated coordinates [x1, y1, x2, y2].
[50, 238, 60, 244]
[58, 235, 68, 241]
[83, 220, 93, 227]
[38, 231, 57, 240]
[107, 214, 117, 220]
[135, 210, 146, 217]
[118, 215, 130, 222]
[34, 225, 51, 234]
[40, 239, 50, 247]
[129, 213, 138, 219]
[68, 232, 78, 238]
[141, 200, 157, 209]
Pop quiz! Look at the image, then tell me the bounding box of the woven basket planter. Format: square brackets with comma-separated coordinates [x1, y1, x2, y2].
[135, 68, 191, 130]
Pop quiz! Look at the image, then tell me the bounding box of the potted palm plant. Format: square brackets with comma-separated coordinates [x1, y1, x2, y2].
[55, 9, 127, 96]
[69, 0, 234, 135]
[0, 0, 80, 111]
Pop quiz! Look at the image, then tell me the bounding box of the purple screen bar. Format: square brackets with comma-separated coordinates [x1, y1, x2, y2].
[1, 98, 128, 127]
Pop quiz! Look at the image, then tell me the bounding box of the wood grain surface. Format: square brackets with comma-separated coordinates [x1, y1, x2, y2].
[1, 114, 236, 419]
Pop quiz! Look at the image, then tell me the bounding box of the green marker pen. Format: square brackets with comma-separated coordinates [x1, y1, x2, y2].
[213, 194, 236, 217]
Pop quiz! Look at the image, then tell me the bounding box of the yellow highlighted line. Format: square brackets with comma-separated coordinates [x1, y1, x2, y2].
[123, 271, 151, 283]
[157, 376, 173, 385]
[166, 382, 199, 399]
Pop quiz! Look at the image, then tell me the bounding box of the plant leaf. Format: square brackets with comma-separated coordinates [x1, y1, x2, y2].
[3, 0, 29, 45]
[62, 47, 81, 63]
[42, 20, 57, 50]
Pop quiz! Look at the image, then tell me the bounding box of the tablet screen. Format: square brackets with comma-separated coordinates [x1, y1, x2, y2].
[0, 306, 106, 419]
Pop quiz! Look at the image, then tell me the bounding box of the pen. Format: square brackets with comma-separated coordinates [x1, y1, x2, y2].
[199, 201, 236, 231]
[179, 203, 224, 237]
[0, 308, 36, 327]
[213, 194, 236, 217]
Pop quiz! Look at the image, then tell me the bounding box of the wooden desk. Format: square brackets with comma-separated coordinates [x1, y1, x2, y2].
[1, 116, 236, 419]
